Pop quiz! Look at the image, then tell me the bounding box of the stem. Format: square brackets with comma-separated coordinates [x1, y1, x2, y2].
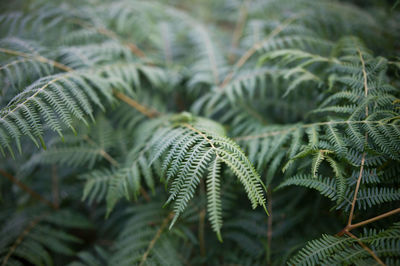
[347, 46, 370, 227]
[220, 15, 299, 88]
[83, 135, 151, 202]
[0, 170, 57, 210]
[115, 91, 160, 118]
[139, 212, 174, 266]
[198, 209, 206, 257]
[70, 19, 146, 58]
[1, 213, 47, 266]
[83, 135, 119, 167]
[1, 48, 161, 120]
[99, 149, 120, 167]
[345, 231, 385, 266]
[229, 0, 251, 63]
[183, 123, 217, 149]
[3, 48, 156, 203]
[0, 48, 74, 72]
[139, 188, 151, 203]
[347, 151, 366, 227]
[349, 208, 400, 230]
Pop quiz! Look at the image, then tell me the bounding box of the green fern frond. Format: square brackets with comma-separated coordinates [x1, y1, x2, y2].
[150, 114, 267, 230]
[0, 72, 114, 155]
[289, 234, 354, 265]
[277, 174, 338, 201]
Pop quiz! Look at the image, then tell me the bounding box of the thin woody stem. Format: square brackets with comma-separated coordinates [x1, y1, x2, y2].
[345, 231, 385, 266]
[82, 135, 151, 202]
[69, 19, 146, 58]
[82, 135, 120, 167]
[0, 47, 74, 72]
[347, 47, 370, 227]
[220, 15, 299, 88]
[229, 0, 251, 63]
[198, 209, 206, 257]
[139, 212, 174, 266]
[349, 208, 400, 230]
[0, 169, 57, 210]
[1, 47, 160, 119]
[114, 91, 160, 118]
[347, 151, 366, 226]
[1, 214, 48, 266]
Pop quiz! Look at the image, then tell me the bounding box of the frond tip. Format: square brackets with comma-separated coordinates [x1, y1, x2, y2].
[150, 113, 268, 236]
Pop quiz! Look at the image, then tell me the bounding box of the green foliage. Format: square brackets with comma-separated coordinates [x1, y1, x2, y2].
[0, 0, 399, 265]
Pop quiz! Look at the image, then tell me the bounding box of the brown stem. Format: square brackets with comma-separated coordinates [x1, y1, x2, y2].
[337, 207, 400, 237]
[0, 170, 57, 210]
[198, 209, 206, 257]
[82, 135, 120, 167]
[349, 208, 400, 230]
[229, 0, 251, 63]
[1, 47, 161, 120]
[114, 91, 160, 118]
[125, 43, 146, 58]
[347, 46, 370, 227]
[1, 213, 47, 266]
[0, 48, 74, 72]
[139, 212, 174, 266]
[183, 123, 216, 149]
[345, 231, 386, 266]
[139, 187, 151, 203]
[98, 149, 120, 167]
[70, 19, 146, 58]
[83, 135, 151, 202]
[347, 151, 366, 226]
[220, 15, 299, 88]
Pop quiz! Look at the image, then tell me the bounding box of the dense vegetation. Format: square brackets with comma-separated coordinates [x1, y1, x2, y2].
[0, 0, 399, 265]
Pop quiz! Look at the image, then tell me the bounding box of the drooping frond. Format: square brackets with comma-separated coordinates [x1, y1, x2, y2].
[150, 113, 267, 229]
[0, 71, 115, 156]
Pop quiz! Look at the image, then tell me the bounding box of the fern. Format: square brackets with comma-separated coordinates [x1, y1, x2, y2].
[150, 113, 267, 234]
[0, 0, 399, 265]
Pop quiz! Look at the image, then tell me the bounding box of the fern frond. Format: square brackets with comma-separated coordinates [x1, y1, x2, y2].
[289, 234, 354, 265]
[277, 174, 338, 202]
[150, 114, 267, 231]
[206, 158, 223, 241]
[0, 72, 114, 155]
